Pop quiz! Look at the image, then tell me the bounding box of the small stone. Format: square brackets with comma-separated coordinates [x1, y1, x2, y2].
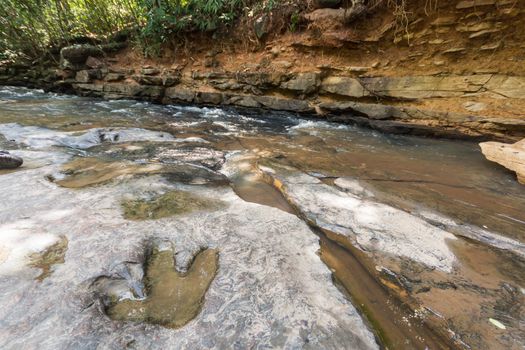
[443, 47, 467, 54]
[0, 151, 23, 169]
[488, 318, 506, 330]
[429, 39, 445, 45]
[480, 42, 501, 50]
[431, 17, 457, 27]
[469, 29, 500, 39]
[456, 22, 493, 32]
[435, 27, 451, 34]
[141, 67, 160, 76]
[347, 66, 369, 73]
[456, 0, 496, 9]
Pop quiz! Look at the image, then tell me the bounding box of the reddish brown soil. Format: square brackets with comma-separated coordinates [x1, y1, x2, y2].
[109, 0, 525, 122]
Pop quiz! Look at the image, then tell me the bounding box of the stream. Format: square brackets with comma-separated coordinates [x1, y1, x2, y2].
[0, 86, 523, 349]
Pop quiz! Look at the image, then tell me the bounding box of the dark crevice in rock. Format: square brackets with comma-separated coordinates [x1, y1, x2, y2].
[233, 169, 458, 350]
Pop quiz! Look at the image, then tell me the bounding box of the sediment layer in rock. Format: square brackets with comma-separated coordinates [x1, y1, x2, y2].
[2, 62, 525, 142]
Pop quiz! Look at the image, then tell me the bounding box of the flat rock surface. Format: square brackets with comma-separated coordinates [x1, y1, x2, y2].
[0, 128, 378, 350]
[259, 162, 458, 272]
[1, 87, 524, 349]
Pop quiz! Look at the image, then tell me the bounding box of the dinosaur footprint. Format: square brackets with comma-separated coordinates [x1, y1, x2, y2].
[101, 245, 219, 328]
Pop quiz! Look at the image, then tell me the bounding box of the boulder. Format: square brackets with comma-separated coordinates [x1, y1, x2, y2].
[281, 73, 320, 94]
[304, 3, 366, 25]
[132, 75, 164, 86]
[60, 45, 104, 64]
[304, 8, 348, 22]
[162, 75, 180, 87]
[100, 42, 127, 53]
[319, 101, 397, 119]
[85, 56, 104, 69]
[164, 86, 195, 103]
[255, 95, 314, 113]
[0, 151, 23, 169]
[195, 92, 223, 105]
[75, 69, 102, 83]
[102, 83, 164, 101]
[74, 83, 104, 92]
[236, 72, 282, 88]
[480, 139, 525, 184]
[321, 76, 369, 98]
[227, 95, 262, 108]
[105, 73, 125, 82]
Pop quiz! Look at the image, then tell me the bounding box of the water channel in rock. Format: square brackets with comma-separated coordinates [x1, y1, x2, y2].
[0, 87, 523, 349]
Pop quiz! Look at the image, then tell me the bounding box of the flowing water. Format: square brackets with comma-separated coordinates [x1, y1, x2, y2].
[0, 87, 523, 349]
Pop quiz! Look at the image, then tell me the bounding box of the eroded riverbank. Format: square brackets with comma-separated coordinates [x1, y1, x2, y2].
[0, 87, 523, 349]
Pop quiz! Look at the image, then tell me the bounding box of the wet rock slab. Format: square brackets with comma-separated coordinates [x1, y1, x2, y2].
[2, 88, 525, 349]
[259, 161, 457, 272]
[251, 158, 525, 348]
[0, 150, 378, 349]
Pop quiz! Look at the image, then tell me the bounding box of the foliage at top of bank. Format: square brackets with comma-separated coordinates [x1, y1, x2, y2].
[0, 0, 413, 60]
[0, 0, 279, 59]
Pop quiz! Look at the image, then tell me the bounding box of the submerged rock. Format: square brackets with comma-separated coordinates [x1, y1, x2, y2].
[480, 139, 525, 184]
[60, 44, 104, 64]
[0, 151, 23, 169]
